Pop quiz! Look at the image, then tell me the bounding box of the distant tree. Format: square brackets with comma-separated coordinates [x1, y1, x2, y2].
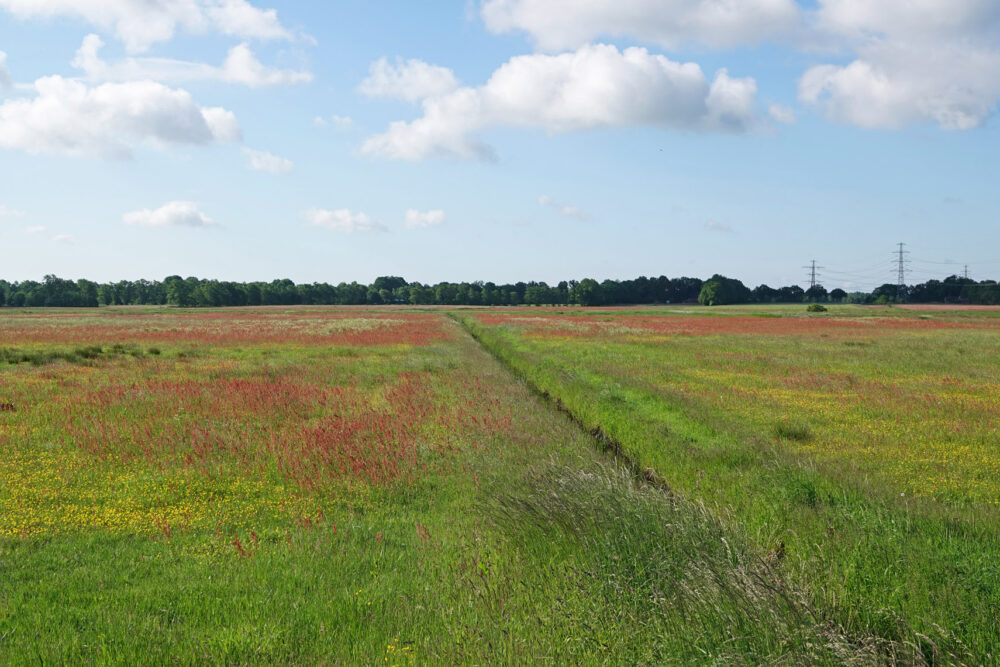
[372, 276, 407, 293]
[777, 285, 805, 303]
[805, 285, 828, 302]
[571, 279, 603, 306]
[753, 284, 779, 303]
[165, 276, 194, 307]
[77, 279, 99, 307]
[698, 275, 752, 306]
[666, 277, 703, 303]
[871, 283, 900, 304]
[829, 288, 847, 302]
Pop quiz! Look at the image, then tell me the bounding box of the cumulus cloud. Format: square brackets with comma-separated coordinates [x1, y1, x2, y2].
[0, 51, 10, 88]
[0, 0, 294, 53]
[480, 0, 801, 51]
[25, 225, 46, 233]
[0, 75, 239, 158]
[72, 35, 311, 88]
[800, 42, 1000, 130]
[51, 233, 74, 243]
[123, 201, 215, 228]
[0, 204, 24, 217]
[304, 208, 387, 233]
[359, 57, 461, 103]
[404, 209, 446, 229]
[242, 147, 292, 173]
[813, 0, 1000, 41]
[800, 0, 1000, 130]
[362, 44, 758, 161]
[538, 195, 592, 221]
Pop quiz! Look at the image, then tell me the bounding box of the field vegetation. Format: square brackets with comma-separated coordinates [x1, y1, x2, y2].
[460, 305, 1000, 661]
[0, 305, 996, 663]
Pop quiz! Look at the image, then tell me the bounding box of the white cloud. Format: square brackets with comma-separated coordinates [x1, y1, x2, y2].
[359, 57, 461, 102]
[0, 75, 239, 158]
[813, 0, 1000, 42]
[404, 209, 446, 229]
[304, 208, 387, 233]
[219, 42, 312, 87]
[208, 0, 291, 42]
[242, 147, 292, 173]
[768, 103, 796, 124]
[72, 35, 311, 88]
[538, 195, 592, 221]
[0, 204, 24, 217]
[800, 0, 1000, 130]
[799, 42, 1000, 130]
[123, 201, 215, 228]
[480, 0, 801, 51]
[314, 114, 353, 129]
[0, 51, 10, 88]
[0, 0, 294, 53]
[705, 219, 734, 233]
[25, 225, 46, 233]
[362, 44, 758, 161]
[51, 233, 74, 243]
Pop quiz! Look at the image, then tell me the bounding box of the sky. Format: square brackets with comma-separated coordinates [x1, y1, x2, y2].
[1, 0, 999, 291]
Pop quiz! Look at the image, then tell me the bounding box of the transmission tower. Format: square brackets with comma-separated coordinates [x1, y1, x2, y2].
[802, 260, 824, 289]
[895, 243, 910, 301]
[964, 265, 970, 280]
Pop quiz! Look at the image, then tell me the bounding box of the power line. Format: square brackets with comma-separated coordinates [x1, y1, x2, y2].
[802, 259, 824, 289]
[895, 242, 910, 301]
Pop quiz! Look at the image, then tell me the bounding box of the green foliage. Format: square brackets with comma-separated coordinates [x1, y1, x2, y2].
[463, 313, 998, 660]
[807, 303, 828, 312]
[570, 278, 603, 306]
[698, 274, 752, 306]
[8, 271, 1000, 309]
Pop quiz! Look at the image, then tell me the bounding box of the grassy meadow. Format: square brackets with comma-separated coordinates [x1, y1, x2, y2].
[461, 305, 1000, 661]
[0, 305, 996, 663]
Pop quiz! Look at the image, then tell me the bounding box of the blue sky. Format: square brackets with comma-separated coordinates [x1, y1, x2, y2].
[1, 0, 998, 291]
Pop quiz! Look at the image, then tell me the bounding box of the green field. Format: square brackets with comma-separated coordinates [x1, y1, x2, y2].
[1, 306, 997, 663]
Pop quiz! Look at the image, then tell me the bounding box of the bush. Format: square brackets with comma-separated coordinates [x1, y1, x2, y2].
[806, 303, 827, 313]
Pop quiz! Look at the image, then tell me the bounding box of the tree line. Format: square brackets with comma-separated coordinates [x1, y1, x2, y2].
[1, 274, 998, 308]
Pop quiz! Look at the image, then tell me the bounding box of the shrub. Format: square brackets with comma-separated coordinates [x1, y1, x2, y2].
[806, 303, 827, 313]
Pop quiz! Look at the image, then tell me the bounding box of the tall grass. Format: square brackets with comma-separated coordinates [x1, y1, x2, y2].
[460, 312, 991, 662]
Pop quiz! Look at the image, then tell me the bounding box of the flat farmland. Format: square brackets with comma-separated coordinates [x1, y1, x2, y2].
[462, 305, 1000, 661]
[0, 306, 996, 663]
